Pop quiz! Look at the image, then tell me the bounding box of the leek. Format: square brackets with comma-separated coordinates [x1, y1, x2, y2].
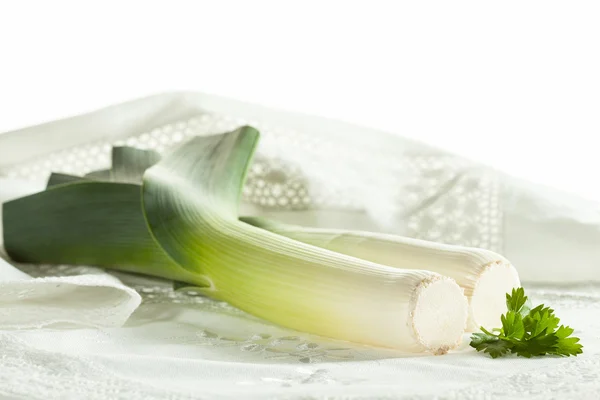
[3, 127, 469, 354]
[56, 143, 516, 331]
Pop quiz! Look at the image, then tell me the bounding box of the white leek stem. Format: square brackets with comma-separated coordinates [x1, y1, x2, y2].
[242, 217, 520, 331]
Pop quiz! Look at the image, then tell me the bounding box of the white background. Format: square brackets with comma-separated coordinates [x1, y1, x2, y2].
[1, 1, 599, 200]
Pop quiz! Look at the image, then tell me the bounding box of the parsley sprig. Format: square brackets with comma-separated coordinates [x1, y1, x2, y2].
[470, 287, 583, 358]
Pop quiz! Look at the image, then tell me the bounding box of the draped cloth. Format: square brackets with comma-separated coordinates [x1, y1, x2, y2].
[0, 93, 598, 399]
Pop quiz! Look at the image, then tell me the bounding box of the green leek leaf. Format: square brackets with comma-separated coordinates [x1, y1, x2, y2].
[111, 146, 161, 184]
[84, 169, 112, 181]
[47, 173, 86, 187]
[4, 181, 208, 286]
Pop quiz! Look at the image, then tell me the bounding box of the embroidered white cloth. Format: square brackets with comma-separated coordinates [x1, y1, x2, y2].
[0, 93, 598, 399]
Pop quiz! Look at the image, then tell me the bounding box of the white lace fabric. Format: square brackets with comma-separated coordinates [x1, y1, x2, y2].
[0, 93, 598, 399]
[1, 269, 598, 400]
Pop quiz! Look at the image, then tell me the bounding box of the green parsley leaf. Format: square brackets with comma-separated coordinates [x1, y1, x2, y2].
[506, 287, 527, 314]
[555, 325, 574, 339]
[501, 311, 525, 339]
[470, 287, 583, 358]
[470, 331, 497, 347]
[525, 307, 560, 338]
[554, 325, 583, 356]
[513, 331, 558, 358]
[470, 332, 513, 358]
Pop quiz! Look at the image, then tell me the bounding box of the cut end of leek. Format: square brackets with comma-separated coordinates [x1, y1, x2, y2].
[410, 276, 468, 354]
[469, 261, 521, 330]
[241, 220, 520, 336]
